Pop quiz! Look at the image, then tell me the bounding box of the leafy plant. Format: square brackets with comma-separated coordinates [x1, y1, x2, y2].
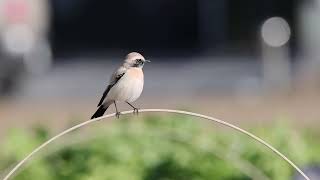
[0, 115, 319, 180]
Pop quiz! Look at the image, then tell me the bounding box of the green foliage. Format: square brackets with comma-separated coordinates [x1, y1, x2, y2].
[0, 115, 319, 180]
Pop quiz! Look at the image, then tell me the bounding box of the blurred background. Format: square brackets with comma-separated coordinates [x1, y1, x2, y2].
[0, 0, 320, 179]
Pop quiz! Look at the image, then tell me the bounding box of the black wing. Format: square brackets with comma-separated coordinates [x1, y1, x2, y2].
[97, 72, 125, 107]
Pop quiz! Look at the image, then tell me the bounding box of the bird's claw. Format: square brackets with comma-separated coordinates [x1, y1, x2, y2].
[133, 108, 139, 115]
[116, 112, 121, 119]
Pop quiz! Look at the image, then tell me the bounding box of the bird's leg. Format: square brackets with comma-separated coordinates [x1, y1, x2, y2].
[114, 101, 121, 118]
[126, 101, 139, 115]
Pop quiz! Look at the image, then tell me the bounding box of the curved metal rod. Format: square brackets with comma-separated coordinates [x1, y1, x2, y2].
[2, 109, 311, 180]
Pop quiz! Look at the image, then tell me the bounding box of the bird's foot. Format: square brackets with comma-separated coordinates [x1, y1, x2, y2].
[133, 108, 139, 115]
[116, 112, 121, 119]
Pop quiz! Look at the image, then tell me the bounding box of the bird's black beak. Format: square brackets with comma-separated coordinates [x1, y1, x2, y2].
[145, 59, 151, 63]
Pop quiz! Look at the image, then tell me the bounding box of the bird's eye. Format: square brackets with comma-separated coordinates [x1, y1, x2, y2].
[136, 59, 143, 63]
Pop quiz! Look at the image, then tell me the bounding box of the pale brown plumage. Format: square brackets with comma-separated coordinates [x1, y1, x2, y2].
[91, 52, 149, 119]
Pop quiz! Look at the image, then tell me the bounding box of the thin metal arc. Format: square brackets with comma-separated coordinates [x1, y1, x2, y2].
[2, 109, 311, 180]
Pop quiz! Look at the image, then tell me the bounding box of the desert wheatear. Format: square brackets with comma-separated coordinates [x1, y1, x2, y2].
[91, 52, 150, 119]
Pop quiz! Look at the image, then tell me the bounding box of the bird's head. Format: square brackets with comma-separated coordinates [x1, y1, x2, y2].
[124, 52, 150, 68]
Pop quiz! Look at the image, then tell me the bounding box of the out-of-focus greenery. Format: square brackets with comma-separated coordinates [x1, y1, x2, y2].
[0, 115, 319, 180]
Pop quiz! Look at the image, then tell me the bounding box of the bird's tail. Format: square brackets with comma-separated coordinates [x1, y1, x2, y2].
[91, 102, 111, 119]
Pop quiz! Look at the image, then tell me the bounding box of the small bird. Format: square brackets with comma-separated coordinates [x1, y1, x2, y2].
[91, 52, 150, 119]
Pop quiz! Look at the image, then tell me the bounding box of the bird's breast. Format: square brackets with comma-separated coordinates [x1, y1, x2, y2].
[106, 68, 144, 103]
[127, 68, 144, 80]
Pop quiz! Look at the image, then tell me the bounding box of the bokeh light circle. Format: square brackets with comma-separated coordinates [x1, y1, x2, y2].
[261, 17, 291, 47]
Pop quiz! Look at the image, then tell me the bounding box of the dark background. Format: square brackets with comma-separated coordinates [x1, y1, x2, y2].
[50, 0, 299, 57]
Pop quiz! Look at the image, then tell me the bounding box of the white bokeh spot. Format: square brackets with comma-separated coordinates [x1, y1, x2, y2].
[261, 17, 291, 47]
